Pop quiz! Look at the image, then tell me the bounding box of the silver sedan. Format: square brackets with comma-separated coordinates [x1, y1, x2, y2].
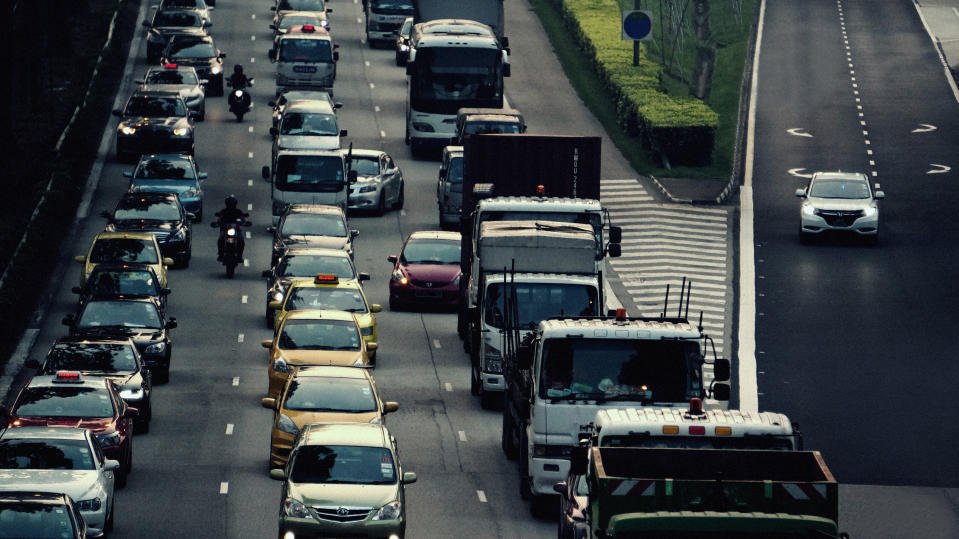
[140, 64, 207, 121]
[344, 149, 405, 215]
[796, 171, 884, 245]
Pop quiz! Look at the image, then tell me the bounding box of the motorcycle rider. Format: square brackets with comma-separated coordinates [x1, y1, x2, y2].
[213, 195, 249, 261]
[228, 64, 251, 90]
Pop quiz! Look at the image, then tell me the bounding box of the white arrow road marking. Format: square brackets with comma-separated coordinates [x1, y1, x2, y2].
[912, 124, 937, 133]
[927, 164, 951, 174]
[787, 128, 813, 138]
[788, 168, 813, 178]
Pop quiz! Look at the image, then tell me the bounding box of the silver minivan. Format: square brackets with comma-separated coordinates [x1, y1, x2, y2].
[271, 99, 346, 166]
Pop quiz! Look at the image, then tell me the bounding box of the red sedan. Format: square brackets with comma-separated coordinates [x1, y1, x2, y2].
[387, 230, 461, 310]
[2, 371, 137, 487]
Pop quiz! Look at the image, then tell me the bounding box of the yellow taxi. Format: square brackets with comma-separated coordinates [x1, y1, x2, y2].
[75, 231, 174, 288]
[260, 365, 399, 468]
[269, 274, 382, 363]
[261, 309, 375, 399]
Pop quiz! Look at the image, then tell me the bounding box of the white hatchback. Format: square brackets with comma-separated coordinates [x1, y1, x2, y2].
[796, 171, 884, 244]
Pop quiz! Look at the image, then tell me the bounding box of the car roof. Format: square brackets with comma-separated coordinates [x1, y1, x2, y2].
[0, 426, 91, 442]
[278, 89, 333, 101]
[52, 335, 137, 347]
[286, 276, 363, 292]
[417, 19, 494, 36]
[443, 146, 464, 157]
[281, 247, 353, 258]
[408, 230, 461, 241]
[812, 171, 867, 182]
[130, 89, 184, 100]
[300, 422, 390, 447]
[342, 148, 384, 159]
[147, 64, 200, 74]
[284, 99, 336, 114]
[284, 25, 332, 37]
[25, 373, 115, 391]
[285, 203, 345, 216]
[94, 231, 158, 241]
[0, 492, 73, 505]
[283, 308, 357, 323]
[86, 262, 159, 274]
[119, 191, 181, 203]
[293, 365, 371, 380]
[169, 33, 214, 44]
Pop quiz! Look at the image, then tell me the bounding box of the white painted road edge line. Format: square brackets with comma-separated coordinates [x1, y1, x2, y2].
[914, 0, 959, 103]
[737, 0, 764, 413]
[219, 482, 229, 494]
[476, 490, 487, 503]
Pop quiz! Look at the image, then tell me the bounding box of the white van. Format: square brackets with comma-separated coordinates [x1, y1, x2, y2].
[262, 149, 356, 224]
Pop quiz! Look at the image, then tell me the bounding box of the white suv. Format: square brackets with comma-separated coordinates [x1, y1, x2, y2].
[796, 171, 884, 244]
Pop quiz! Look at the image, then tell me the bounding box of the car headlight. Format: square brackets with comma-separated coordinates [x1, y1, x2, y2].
[282, 498, 311, 518]
[453, 275, 460, 286]
[96, 432, 122, 448]
[801, 204, 816, 216]
[863, 206, 877, 217]
[146, 342, 166, 354]
[173, 127, 191, 137]
[276, 413, 299, 434]
[119, 388, 144, 401]
[211, 65, 222, 75]
[358, 184, 377, 193]
[273, 357, 291, 373]
[74, 498, 102, 512]
[412, 122, 434, 133]
[181, 188, 199, 198]
[353, 356, 367, 366]
[272, 291, 284, 302]
[372, 501, 401, 521]
[120, 126, 136, 135]
[391, 268, 407, 284]
[361, 326, 374, 336]
[171, 227, 188, 240]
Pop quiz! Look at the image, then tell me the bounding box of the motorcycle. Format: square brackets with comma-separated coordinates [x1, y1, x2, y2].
[227, 78, 254, 122]
[211, 216, 252, 278]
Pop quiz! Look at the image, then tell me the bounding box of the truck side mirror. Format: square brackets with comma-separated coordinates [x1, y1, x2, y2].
[333, 50, 340, 62]
[348, 170, 358, 183]
[712, 382, 731, 401]
[262, 166, 271, 180]
[406, 61, 414, 76]
[503, 63, 511, 77]
[713, 358, 730, 382]
[569, 446, 588, 475]
[270, 127, 279, 137]
[501, 37, 509, 48]
[609, 226, 622, 244]
[607, 243, 621, 258]
[516, 344, 533, 371]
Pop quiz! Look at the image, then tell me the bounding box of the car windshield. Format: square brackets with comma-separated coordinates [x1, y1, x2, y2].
[280, 15, 320, 30]
[86, 270, 158, 297]
[464, 121, 521, 135]
[47, 343, 138, 373]
[15, 386, 116, 418]
[77, 301, 162, 329]
[0, 439, 95, 470]
[350, 157, 379, 176]
[289, 445, 395, 484]
[371, 0, 414, 13]
[169, 40, 216, 59]
[280, 112, 338, 136]
[278, 254, 356, 279]
[539, 339, 698, 403]
[145, 69, 199, 85]
[163, 0, 204, 9]
[0, 502, 76, 537]
[485, 283, 598, 329]
[280, 213, 346, 237]
[134, 158, 194, 179]
[401, 239, 460, 265]
[278, 38, 332, 63]
[124, 96, 187, 117]
[154, 10, 202, 27]
[89, 238, 159, 264]
[809, 178, 871, 199]
[286, 287, 368, 313]
[113, 198, 181, 221]
[284, 377, 377, 413]
[277, 0, 324, 11]
[278, 319, 361, 350]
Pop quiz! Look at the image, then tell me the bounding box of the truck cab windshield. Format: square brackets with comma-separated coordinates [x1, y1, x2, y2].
[539, 339, 699, 403]
[485, 283, 597, 329]
[275, 155, 344, 192]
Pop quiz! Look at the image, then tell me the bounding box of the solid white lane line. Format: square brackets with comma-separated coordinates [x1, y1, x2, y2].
[232, 377, 240, 386]
[242, 296, 248, 304]
[458, 431, 467, 442]
[226, 424, 234, 435]
[238, 334, 245, 343]
[433, 339, 441, 349]
[445, 382, 453, 392]
[477, 491, 487, 503]
[220, 482, 229, 494]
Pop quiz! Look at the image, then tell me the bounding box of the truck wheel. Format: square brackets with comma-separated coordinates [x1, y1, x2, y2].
[480, 389, 498, 410]
[470, 367, 481, 396]
[530, 494, 555, 519]
[502, 406, 518, 460]
[519, 429, 532, 500]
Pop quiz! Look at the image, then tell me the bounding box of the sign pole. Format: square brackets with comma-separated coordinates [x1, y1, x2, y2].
[633, 0, 640, 67]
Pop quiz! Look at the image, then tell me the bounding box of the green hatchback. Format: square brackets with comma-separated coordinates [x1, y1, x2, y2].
[270, 423, 416, 539]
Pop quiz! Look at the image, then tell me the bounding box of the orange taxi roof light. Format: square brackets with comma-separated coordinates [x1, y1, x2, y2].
[315, 273, 338, 284]
[164, 63, 177, 68]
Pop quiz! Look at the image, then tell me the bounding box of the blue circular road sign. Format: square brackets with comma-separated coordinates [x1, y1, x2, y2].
[623, 11, 653, 41]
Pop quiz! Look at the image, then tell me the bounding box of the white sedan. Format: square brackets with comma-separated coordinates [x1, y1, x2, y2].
[796, 171, 884, 245]
[0, 427, 119, 534]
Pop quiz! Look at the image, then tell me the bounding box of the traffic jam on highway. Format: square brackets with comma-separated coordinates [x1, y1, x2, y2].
[0, 0, 859, 538]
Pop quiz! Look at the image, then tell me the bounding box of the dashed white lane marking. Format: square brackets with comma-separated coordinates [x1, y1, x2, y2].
[232, 377, 240, 386]
[365, 60, 370, 67]
[250, 57, 255, 64]
[251, 14, 256, 19]
[445, 382, 453, 392]
[245, 231, 252, 239]
[243, 259, 249, 267]
[238, 333, 245, 343]
[432, 339, 441, 349]
[458, 430, 467, 442]
[248, 179, 253, 186]
[369, 83, 375, 89]
[248, 126, 254, 133]
[247, 203, 253, 211]
[219, 482, 229, 495]
[226, 424, 234, 435]
[374, 105, 380, 112]
[356, 17, 362, 23]
[477, 491, 487, 503]
[380, 130, 386, 138]
[241, 295, 248, 304]
[248, 152, 254, 159]
[251, 35, 255, 41]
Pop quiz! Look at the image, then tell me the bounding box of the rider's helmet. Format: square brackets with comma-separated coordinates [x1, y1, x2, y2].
[225, 195, 238, 209]
[233, 64, 244, 75]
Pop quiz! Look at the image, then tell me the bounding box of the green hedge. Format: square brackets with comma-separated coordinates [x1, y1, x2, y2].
[556, 0, 718, 166]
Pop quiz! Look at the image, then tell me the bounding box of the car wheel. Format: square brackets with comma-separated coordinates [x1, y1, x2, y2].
[395, 52, 402, 66]
[126, 437, 133, 476]
[374, 193, 386, 216]
[798, 227, 811, 245]
[369, 350, 377, 366]
[389, 298, 402, 311]
[194, 209, 202, 223]
[105, 501, 114, 533]
[157, 365, 170, 384]
[393, 182, 405, 210]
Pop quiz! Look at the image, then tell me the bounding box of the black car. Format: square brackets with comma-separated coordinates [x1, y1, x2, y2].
[0, 492, 96, 539]
[101, 192, 194, 268]
[63, 298, 177, 384]
[72, 263, 171, 316]
[142, 8, 210, 63]
[268, 204, 357, 266]
[112, 90, 196, 162]
[28, 336, 154, 433]
[161, 34, 225, 96]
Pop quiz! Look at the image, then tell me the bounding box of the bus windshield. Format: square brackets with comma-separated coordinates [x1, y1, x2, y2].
[410, 48, 503, 114]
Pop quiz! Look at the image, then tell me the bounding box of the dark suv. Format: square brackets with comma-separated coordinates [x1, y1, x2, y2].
[102, 192, 194, 267]
[161, 34, 225, 96]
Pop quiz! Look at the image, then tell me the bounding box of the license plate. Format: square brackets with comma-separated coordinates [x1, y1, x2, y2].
[293, 65, 317, 73]
[415, 291, 442, 298]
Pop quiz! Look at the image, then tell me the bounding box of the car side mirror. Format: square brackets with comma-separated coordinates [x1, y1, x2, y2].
[160, 288, 171, 296]
[713, 357, 730, 382]
[351, 230, 359, 238]
[62, 315, 76, 326]
[163, 257, 175, 266]
[25, 359, 40, 370]
[383, 401, 399, 414]
[262, 270, 273, 278]
[348, 170, 358, 183]
[570, 446, 588, 475]
[269, 301, 282, 309]
[501, 37, 510, 48]
[712, 382, 731, 401]
[607, 243, 621, 258]
[268, 49, 276, 61]
[609, 226, 622, 244]
[185, 212, 197, 222]
[359, 272, 370, 281]
[219, 52, 226, 59]
[270, 127, 279, 137]
[262, 339, 273, 349]
[261, 397, 277, 409]
[370, 304, 383, 313]
[198, 172, 208, 180]
[104, 459, 121, 472]
[552, 482, 567, 495]
[333, 51, 340, 62]
[438, 168, 446, 180]
[333, 103, 343, 109]
[795, 188, 807, 198]
[874, 190, 885, 199]
[166, 318, 177, 330]
[516, 344, 533, 371]
[203, 21, 212, 28]
[387, 255, 397, 264]
[268, 468, 286, 481]
[339, 129, 348, 137]
[124, 407, 139, 418]
[74, 255, 86, 264]
[367, 342, 378, 352]
[402, 472, 417, 484]
[503, 63, 511, 77]
[266, 226, 275, 233]
[269, 24, 277, 30]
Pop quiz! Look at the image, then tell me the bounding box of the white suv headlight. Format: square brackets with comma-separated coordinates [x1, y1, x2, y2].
[372, 501, 401, 520]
